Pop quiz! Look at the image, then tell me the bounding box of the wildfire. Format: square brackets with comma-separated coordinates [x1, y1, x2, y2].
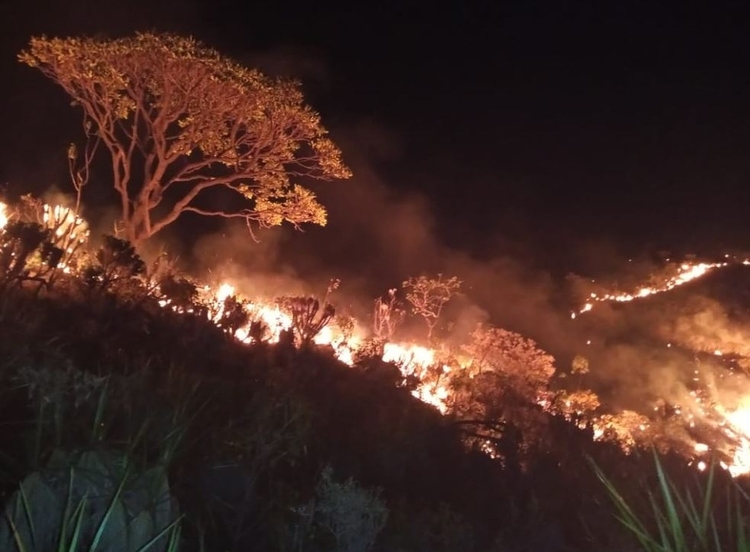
[42, 203, 88, 242]
[0, 200, 89, 272]
[156, 278, 459, 411]
[7, 196, 750, 476]
[572, 261, 730, 317]
[189, 276, 750, 456]
[564, 255, 750, 476]
[382, 343, 436, 377]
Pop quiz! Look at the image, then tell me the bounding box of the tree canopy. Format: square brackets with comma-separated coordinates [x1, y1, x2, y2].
[19, 32, 351, 245]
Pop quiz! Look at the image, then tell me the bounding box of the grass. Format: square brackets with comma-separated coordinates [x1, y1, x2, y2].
[592, 451, 750, 551]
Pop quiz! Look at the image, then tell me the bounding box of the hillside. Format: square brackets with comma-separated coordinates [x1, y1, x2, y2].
[0, 197, 746, 551]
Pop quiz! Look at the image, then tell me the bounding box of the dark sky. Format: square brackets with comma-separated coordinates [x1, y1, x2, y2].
[2, 1, 750, 273]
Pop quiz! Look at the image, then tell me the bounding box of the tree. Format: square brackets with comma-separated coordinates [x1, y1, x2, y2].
[20, 33, 351, 246]
[372, 288, 405, 341]
[402, 274, 461, 341]
[448, 325, 558, 460]
[462, 324, 556, 404]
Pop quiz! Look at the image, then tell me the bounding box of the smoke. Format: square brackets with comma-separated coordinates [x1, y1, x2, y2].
[188, 107, 746, 425]
[191, 226, 313, 300]
[12, 34, 750, 437]
[183, 48, 651, 369]
[658, 295, 750, 358]
[565, 264, 750, 421]
[188, 110, 582, 358]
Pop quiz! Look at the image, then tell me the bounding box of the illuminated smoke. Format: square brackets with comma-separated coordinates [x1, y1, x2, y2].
[7, 196, 750, 476]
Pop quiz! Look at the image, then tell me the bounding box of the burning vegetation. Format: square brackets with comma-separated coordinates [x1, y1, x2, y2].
[3, 194, 750, 479]
[4, 30, 750, 551]
[2, 194, 750, 549]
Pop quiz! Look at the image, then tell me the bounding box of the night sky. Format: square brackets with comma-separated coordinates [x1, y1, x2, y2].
[2, 1, 750, 278]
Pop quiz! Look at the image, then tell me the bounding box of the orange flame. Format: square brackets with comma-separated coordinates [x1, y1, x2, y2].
[7, 196, 750, 476]
[573, 261, 730, 317]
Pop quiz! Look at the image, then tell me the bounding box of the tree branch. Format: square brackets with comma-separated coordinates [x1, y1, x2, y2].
[19, 32, 351, 245]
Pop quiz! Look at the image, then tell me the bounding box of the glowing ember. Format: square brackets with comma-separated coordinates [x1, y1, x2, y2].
[0, 202, 7, 229]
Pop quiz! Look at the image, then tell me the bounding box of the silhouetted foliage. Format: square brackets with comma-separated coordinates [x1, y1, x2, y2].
[0, 221, 62, 288]
[83, 235, 145, 292]
[216, 295, 250, 336]
[159, 274, 201, 311]
[278, 296, 336, 346]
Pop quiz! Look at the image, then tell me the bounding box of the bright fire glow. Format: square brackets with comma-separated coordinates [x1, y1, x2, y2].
[719, 404, 750, 477]
[7, 196, 750, 476]
[186, 284, 457, 411]
[574, 261, 730, 316]
[566, 256, 750, 475]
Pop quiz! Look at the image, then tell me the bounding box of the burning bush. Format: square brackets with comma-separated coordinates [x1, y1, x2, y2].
[0, 220, 63, 288]
[278, 296, 336, 346]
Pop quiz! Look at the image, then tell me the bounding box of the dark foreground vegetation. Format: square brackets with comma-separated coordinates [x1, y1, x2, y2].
[0, 233, 747, 551]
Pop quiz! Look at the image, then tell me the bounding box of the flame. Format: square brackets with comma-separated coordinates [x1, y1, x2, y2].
[215, 283, 235, 302]
[187, 283, 455, 411]
[565, 256, 750, 476]
[574, 261, 730, 316]
[9, 195, 750, 476]
[382, 343, 436, 376]
[718, 404, 750, 477]
[0, 200, 89, 275]
[99, 258, 750, 474]
[95, 270, 750, 475]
